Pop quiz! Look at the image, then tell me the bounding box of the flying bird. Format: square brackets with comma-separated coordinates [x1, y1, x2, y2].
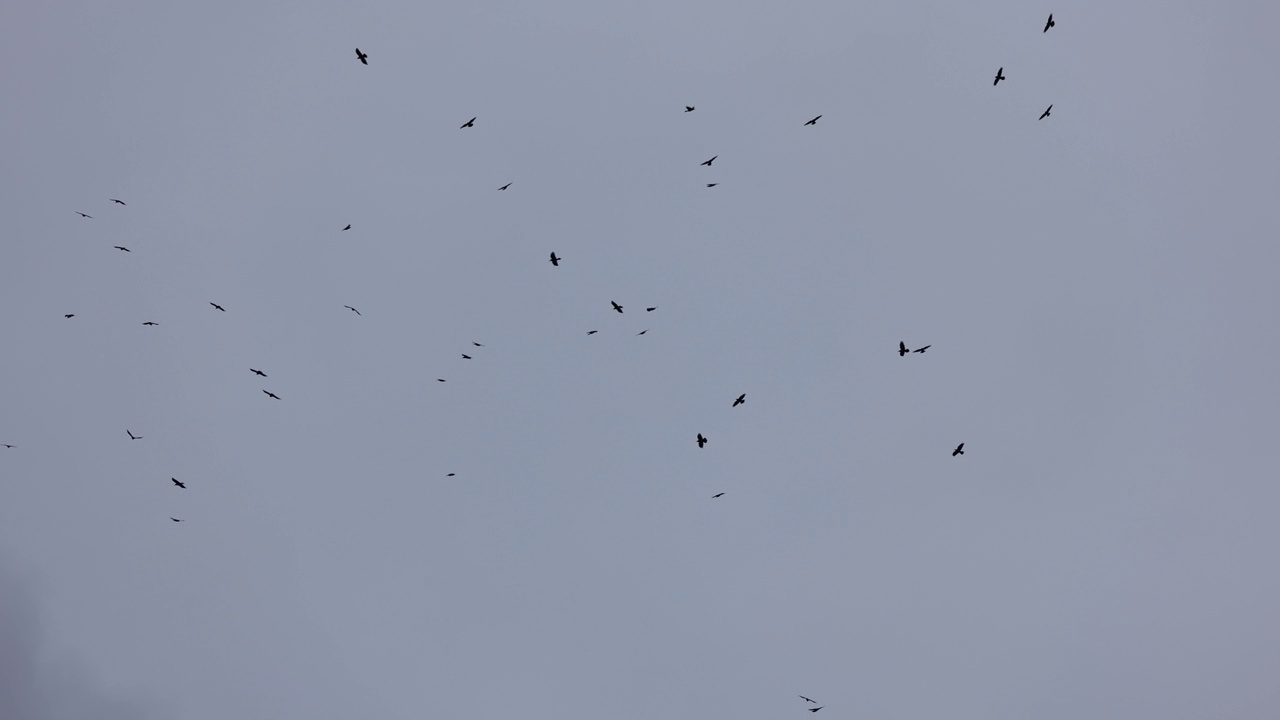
[446, 473, 456, 477]
[263, 390, 281, 400]
[473, 342, 484, 347]
[549, 252, 561, 266]
[804, 115, 822, 125]
[685, 106, 695, 112]
[611, 301, 623, 313]
[952, 443, 965, 456]
[437, 378, 446, 382]
[126, 430, 142, 440]
[636, 329, 648, 336]
[2, 444, 14, 449]
[696, 433, 707, 448]
[712, 492, 725, 498]
[355, 48, 368, 64]
[114, 246, 130, 252]
[799, 696, 817, 704]
[461, 354, 472, 359]
[498, 182, 512, 190]
[142, 321, 158, 326]
[587, 330, 598, 335]
[64, 314, 75, 319]
[76, 212, 93, 218]
[706, 183, 718, 187]
[210, 302, 225, 312]
[344, 305, 361, 316]
[250, 368, 267, 377]
[913, 345, 931, 353]
[171, 478, 186, 489]
[110, 199, 126, 205]
[701, 155, 717, 166]
[1044, 13, 1055, 32]
[460, 117, 476, 128]
[993, 67, 1005, 85]
[733, 393, 746, 407]
[170, 517, 183, 522]
[646, 307, 657, 312]
[342, 224, 351, 231]
[808, 708, 823, 713]
[1039, 104, 1052, 120]
[899, 341, 909, 357]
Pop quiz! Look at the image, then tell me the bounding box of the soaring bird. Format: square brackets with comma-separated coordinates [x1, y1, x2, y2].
[473, 342, 484, 347]
[611, 301, 623, 313]
[804, 115, 822, 125]
[706, 183, 718, 187]
[355, 48, 368, 64]
[549, 252, 561, 266]
[64, 314, 75, 318]
[712, 492, 725, 498]
[342, 224, 351, 231]
[263, 390, 281, 400]
[437, 378, 446, 382]
[1039, 104, 1052, 120]
[461, 354, 472, 359]
[1044, 13, 1055, 32]
[170, 517, 183, 522]
[142, 321, 158, 326]
[993, 67, 1005, 85]
[171, 478, 186, 489]
[808, 708, 823, 713]
[1, 444, 14, 449]
[250, 368, 267, 377]
[446, 473, 456, 477]
[587, 330, 598, 335]
[685, 106, 695, 112]
[344, 305, 361, 316]
[110, 199, 126, 205]
[913, 345, 931, 353]
[210, 302, 225, 312]
[799, 696, 817, 704]
[636, 329, 648, 336]
[498, 182, 512, 190]
[126, 430, 142, 440]
[114, 246, 131, 252]
[952, 443, 965, 456]
[899, 341, 909, 357]
[733, 393, 746, 407]
[646, 307, 657, 312]
[76, 212, 93, 218]
[460, 117, 476, 128]
[701, 155, 717, 166]
[696, 433, 707, 448]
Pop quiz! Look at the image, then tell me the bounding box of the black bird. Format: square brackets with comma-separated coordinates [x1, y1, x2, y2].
[1, 444, 13, 449]
[344, 305, 361, 316]
[994, 67, 1005, 85]
[142, 321, 158, 326]
[804, 115, 822, 125]
[899, 341, 909, 357]
[733, 393, 746, 407]
[646, 307, 657, 312]
[473, 342, 484, 347]
[461, 354, 472, 359]
[446, 473, 456, 477]
[498, 182, 512, 190]
[685, 106, 695, 112]
[549, 252, 561, 266]
[342, 224, 351, 231]
[636, 329, 648, 336]
[76, 212, 93, 218]
[64, 314, 75, 318]
[706, 183, 718, 187]
[1039, 104, 1052, 120]
[171, 478, 186, 489]
[250, 368, 267, 377]
[701, 155, 717, 166]
[799, 696, 818, 704]
[355, 48, 368, 64]
[1044, 13, 1055, 32]
[611, 301, 623, 313]
[587, 330, 598, 335]
[263, 390, 281, 400]
[210, 302, 225, 312]
[808, 708, 823, 713]
[952, 443, 965, 456]
[712, 492, 725, 498]
[110, 199, 126, 205]
[127, 430, 142, 440]
[696, 433, 707, 448]
[913, 345, 931, 353]
[170, 517, 183, 522]
[114, 246, 131, 252]
[437, 378, 446, 382]
[460, 117, 476, 128]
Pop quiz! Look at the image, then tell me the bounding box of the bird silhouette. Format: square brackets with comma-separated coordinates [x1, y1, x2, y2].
[250, 368, 267, 377]
[126, 430, 142, 440]
[461, 354, 472, 359]
[114, 246, 130, 252]
[460, 117, 476, 128]
[76, 212, 92, 218]
[170, 517, 183, 522]
[1044, 13, 1055, 32]
[952, 443, 965, 456]
[437, 378, 446, 382]
[64, 314, 75, 319]
[142, 321, 158, 326]
[1, 444, 14, 449]
[344, 305, 361, 316]
[913, 345, 931, 353]
[210, 302, 225, 312]
[733, 393, 746, 407]
[342, 224, 351, 231]
[636, 329, 648, 336]
[706, 183, 718, 187]
[646, 307, 657, 312]
[993, 67, 1005, 85]
[697, 433, 707, 448]
[712, 492, 725, 498]
[701, 155, 717, 166]
[473, 342, 484, 347]
[587, 330, 598, 335]
[549, 252, 561, 266]
[498, 182, 512, 190]
[799, 696, 818, 704]
[805, 115, 822, 125]
[808, 708, 823, 713]
[110, 199, 126, 205]
[685, 106, 695, 112]
[171, 478, 186, 489]
[263, 390, 281, 400]
[446, 473, 456, 477]
[899, 341, 909, 357]
[355, 48, 368, 64]
[611, 301, 623, 313]
[1039, 104, 1052, 120]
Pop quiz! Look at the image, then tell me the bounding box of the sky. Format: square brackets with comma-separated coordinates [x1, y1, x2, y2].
[3, 1, 1280, 718]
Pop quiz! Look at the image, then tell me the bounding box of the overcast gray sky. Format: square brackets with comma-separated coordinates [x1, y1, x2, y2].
[3, 1, 1280, 719]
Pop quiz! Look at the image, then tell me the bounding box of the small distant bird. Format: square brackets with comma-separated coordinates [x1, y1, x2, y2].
[701, 155, 717, 166]
[126, 430, 142, 440]
[1039, 104, 1052, 120]
[808, 708, 823, 713]
[636, 329, 648, 336]
[498, 182, 512, 190]
[142, 321, 158, 326]
[899, 341, 909, 357]
[733, 393, 746, 407]
[342, 224, 351, 231]
[461, 354, 472, 359]
[460, 117, 476, 128]
[76, 212, 93, 218]
[706, 183, 718, 187]
[114, 246, 130, 252]
[913, 345, 931, 353]
[437, 378, 446, 382]
[3, 444, 15, 448]
[355, 48, 368, 64]
[1044, 13, 1055, 32]
[611, 301, 623, 313]
[685, 106, 695, 112]
[799, 696, 818, 704]
[473, 342, 484, 347]
[993, 67, 1005, 85]
[446, 473, 456, 477]
[344, 305, 361, 316]
[250, 368, 267, 377]
[110, 199, 126, 205]
[646, 307, 657, 312]
[170, 517, 183, 522]
[263, 390, 281, 400]
[696, 433, 707, 448]
[587, 330, 598, 335]
[549, 252, 561, 266]
[171, 478, 186, 489]
[64, 314, 75, 319]
[210, 302, 225, 312]
[804, 115, 822, 125]
[952, 443, 965, 456]
[712, 492, 725, 498]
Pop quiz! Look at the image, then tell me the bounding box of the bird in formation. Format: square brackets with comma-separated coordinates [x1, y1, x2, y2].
[913, 345, 931, 353]
[461, 354, 472, 359]
[3, 444, 15, 449]
[899, 341, 909, 357]
[685, 106, 695, 112]
[142, 321, 158, 326]
[549, 252, 561, 266]
[344, 305, 361, 316]
[355, 48, 368, 65]
[712, 492, 725, 498]
[170, 517, 183, 522]
[263, 390, 281, 400]
[64, 314, 75, 319]
[127, 430, 142, 440]
[1039, 104, 1052, 120]
[498, 182, 512, 191]
[701, 155, 717, 166]
[808, 708, 823, 713]
[804, 115, 822, 125]
[611, 301, 623, 313]
[171, 478, 186, 489]
[110, 198, 126, 205]
[1044, 13, 1055, 32]
[952, 443, 965, 456]
[76, 212, 92, 218]
[460, 117, 476, 128]
[210, 302, 225, 312]
[250, 368, 267, 377]
[696, 433, 707, 448]
[994, 67, 1005, 85]
[114, 246, 130, 252]
[733, 393, 746, 407]
[342, 224, 351, 231]
[799, 696, 817, 704]
[472, 342, 484, 347]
